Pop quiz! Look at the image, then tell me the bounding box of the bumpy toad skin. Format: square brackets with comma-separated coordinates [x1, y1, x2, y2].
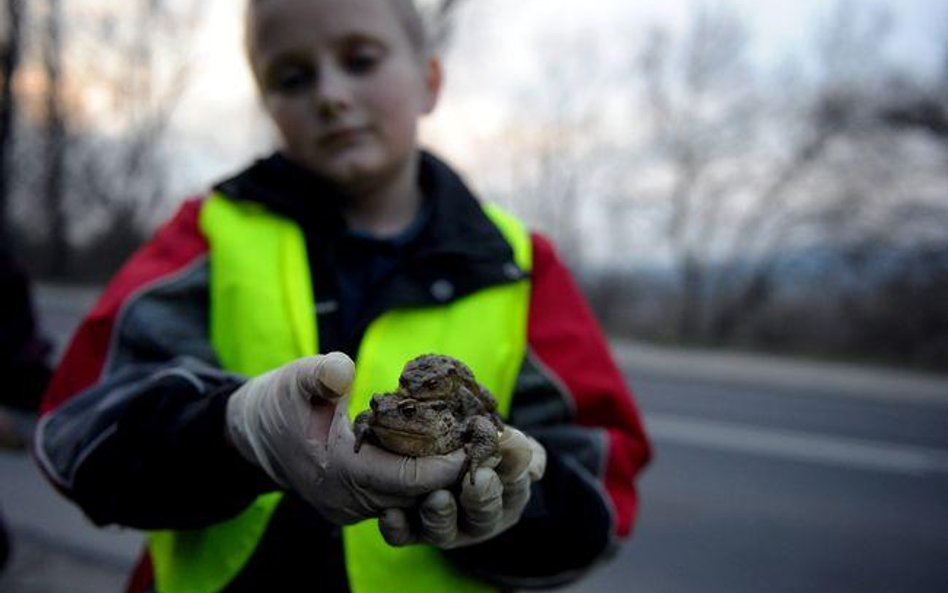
[353, 354, 503, 484]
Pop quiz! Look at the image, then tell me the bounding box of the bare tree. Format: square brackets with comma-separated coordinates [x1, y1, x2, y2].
[0, 0, 23, 243]
[515, 31, 604, 265]
[875, 17, 948, 142]
[41, 0, 68, 276]
[633, 7, 757, 340]
[8, 1, 206, 279]
[68, 0, 204, 235]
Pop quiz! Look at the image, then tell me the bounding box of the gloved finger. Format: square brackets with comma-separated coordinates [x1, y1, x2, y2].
[501, 473, 532, 514]
[350, 446, 468, 496]
[495, 427, 534, 484]
[296, 352, 355, 403]
[419, 490, 459, 547]
[526, 436, 547, 482]
[458, 467, 503, 537]
[379, 508, 419, 547]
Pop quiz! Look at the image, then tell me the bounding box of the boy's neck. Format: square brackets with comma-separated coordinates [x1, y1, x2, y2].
[341, 156, 423, 239]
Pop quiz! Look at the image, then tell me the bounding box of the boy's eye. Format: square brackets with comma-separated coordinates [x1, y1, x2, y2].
[343, 45, 384, 75]
[267, 63, 314, 94]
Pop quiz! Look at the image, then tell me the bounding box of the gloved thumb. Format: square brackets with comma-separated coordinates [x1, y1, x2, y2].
[297, 352, 355, 404]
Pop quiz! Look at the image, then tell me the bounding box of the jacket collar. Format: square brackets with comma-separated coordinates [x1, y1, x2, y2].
[212, 151, 529, 353]
[213, 152, 346, 233]
[212, 150, 520, 290]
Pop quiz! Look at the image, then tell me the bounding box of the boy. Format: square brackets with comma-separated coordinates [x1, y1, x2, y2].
[35, 1, 651, 592]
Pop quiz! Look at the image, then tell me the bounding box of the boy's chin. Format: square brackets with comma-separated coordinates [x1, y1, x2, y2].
[314, 153, 405, 192]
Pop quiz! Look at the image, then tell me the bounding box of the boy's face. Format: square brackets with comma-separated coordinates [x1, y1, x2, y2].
[247, 0, 440, 190]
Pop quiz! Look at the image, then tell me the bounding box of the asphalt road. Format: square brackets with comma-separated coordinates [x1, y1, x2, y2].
[558, 364, 948, 593]
[2, 285, 947, 593]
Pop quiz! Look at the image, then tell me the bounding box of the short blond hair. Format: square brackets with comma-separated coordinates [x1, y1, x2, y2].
[245, 0, 430, 59]
[391, 0, 430, 55]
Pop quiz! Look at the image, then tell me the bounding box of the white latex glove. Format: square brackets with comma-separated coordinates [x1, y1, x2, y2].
[226, 352, 467, 525]
[378, 426, 547, 548]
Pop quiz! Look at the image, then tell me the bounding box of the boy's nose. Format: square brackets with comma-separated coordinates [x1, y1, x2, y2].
[313, 66, 352, 118]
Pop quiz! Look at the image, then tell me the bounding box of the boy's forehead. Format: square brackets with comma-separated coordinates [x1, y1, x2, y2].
[248, 0, 408, 52]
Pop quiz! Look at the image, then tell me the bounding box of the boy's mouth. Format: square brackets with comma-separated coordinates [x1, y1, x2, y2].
[320, 126, 369, 147]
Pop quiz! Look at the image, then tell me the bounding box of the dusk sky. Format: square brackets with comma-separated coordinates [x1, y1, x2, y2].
[164, 0, 947, 200]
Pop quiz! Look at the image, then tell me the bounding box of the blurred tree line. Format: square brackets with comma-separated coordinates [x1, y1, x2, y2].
[1, 0, 203, 278]
[460, 1, 947, 371]
[1, 0, 946, 370]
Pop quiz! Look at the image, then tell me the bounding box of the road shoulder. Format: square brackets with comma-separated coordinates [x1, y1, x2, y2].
[611, 339, 948, 409]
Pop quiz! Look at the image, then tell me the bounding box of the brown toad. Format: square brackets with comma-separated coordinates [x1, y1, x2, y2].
[353, 354, 503, 484]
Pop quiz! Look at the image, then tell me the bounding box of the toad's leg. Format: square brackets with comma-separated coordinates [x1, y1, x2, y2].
[353, 411, 372, 453]
[463, 416, 501, 485]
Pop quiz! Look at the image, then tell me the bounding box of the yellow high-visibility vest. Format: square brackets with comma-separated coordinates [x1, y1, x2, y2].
[148, 193, 532, 593]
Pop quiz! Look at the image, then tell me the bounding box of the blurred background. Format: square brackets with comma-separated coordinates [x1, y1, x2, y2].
[1, 0, 946, 592]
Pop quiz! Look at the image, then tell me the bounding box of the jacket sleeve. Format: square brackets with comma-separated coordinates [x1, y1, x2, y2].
[446, 233, 652, 588]
[34, 200, 276, 530]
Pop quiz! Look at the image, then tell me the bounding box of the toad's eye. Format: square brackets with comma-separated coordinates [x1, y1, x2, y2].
[398, 401, 417, 417]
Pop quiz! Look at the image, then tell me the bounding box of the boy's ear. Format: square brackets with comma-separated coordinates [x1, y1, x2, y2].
[421, 56, 443, 115]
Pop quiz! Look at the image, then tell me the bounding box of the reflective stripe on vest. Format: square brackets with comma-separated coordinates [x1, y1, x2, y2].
[148, 194, 532, 593]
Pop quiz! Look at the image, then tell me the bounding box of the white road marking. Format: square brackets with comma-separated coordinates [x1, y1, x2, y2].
[646, 414, 948, 476]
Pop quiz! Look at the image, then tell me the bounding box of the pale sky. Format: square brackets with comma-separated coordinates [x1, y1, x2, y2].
[165, 0, 947, 199]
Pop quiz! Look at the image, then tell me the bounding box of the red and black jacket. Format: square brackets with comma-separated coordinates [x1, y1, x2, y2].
[35, 152, 651, 593]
